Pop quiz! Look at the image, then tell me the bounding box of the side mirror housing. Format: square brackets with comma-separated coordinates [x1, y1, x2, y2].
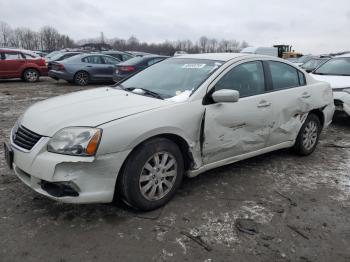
[212, 89, 240, 103]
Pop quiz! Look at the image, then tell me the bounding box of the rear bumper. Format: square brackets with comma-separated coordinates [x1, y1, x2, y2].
[48, 70, 73, 81]
[39, 66, 48, 76]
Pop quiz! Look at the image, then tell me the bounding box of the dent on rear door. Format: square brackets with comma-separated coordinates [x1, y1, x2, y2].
[267, 87, 310, 145]
[267, 82, 331, 146]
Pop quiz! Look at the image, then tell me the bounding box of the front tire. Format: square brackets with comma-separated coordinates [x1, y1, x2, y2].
[74, 71, 89, 86]
[118, 138, 184, 211]
[293, 113, 321, 156]
[23, 69, 39, 82]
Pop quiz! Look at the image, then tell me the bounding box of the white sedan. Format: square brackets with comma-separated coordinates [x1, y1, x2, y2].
[4, 53, 335, 211]
[310, 54, 350, 116]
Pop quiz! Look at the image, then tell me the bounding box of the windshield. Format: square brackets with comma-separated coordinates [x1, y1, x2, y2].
[314, 58, 350, 76]
[301, 59, 328, 70]
[45, 51, 61, 59]
[118, 58, 223, 99]
[22, 51, 40, 58]
[47, 52, 65, 61]
[121, 56, 145, 65]
[296, 56, 313, 63]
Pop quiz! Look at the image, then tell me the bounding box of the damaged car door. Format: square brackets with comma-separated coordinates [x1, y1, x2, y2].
[264, 61, 311, 146]
[202, 60, 273, 164]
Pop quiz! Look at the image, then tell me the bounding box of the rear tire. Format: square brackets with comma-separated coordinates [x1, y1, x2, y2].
[118, 138, 184, 211]
[293, 113, 321, 156]
[74, 71, 89, 86]
[23, 69, 39, 82]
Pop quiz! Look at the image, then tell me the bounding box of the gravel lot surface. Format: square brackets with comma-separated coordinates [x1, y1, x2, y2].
[1, 78, 350, 262]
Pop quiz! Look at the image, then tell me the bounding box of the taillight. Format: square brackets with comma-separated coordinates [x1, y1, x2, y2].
[118, 66, 135, 72]
[55, 64, 65, 70]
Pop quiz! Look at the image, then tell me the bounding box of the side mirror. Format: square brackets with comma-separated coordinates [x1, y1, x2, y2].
[212, 89, 240, 103]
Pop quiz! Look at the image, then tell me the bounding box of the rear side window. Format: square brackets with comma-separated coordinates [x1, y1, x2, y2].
[106, 53, 122, 60]
[82, 56, 104, 64]
[103, 56, 120, 64]
[215, 61, 265, 98]
[4, 52, 22, 60]
[268, 61, 302, 90]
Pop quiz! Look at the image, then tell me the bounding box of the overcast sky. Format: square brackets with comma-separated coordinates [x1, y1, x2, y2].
[1, 0, 350, 54]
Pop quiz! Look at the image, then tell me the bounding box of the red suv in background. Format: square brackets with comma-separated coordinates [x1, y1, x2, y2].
[0, 49, 48, 82]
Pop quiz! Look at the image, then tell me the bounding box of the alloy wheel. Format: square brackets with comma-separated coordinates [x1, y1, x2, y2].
[75, 72, 88, 86]
[25, 70, 38, 82]
[302, 120, 318, 150]
[139, 152, 178, 201]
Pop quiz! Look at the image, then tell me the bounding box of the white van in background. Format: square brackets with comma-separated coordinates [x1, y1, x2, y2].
[241, 46, 278, 57]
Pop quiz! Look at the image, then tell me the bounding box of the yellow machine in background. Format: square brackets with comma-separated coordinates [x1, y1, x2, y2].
[273, 45, 303, 59]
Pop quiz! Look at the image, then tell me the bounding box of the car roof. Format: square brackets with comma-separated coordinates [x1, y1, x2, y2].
[174, 53, 256, 62]
[335, 54, 350, 58]
[65, 53, 120, 60]
[142, 55, 169, 59]
[0, 48, 33, 53]
[61, 51, 82, 54]
[117, 55, 168, 65]
[102, 50, 129, 54]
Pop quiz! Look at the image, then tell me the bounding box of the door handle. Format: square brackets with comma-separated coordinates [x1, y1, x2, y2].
[86, 65, 92, 68]
[301, 92, 311, 98]
[257, 100, 271, 108]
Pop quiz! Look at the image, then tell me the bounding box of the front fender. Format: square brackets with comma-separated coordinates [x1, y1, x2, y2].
[96, 101, 205, 159]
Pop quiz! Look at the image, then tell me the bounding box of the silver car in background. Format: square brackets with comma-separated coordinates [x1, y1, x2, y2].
[48, 53, 121, 85]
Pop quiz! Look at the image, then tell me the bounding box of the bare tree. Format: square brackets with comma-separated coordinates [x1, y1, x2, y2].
[199, 36, 209, 53]
[40, 26, 60, 51]
[0, 21, 13, 47]
[240, 40, 249, 49]
[126, 36, 139, 50]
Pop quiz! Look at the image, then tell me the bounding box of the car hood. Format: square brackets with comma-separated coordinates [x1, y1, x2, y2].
[21, 87, 170, 136]
[310, 74, 350, 89]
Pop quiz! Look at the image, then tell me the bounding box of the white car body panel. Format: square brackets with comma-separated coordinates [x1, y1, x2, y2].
[21, 88, 172, 136]
[241, 47, 278, 57]
[8, 53, 335, 203]
[310, 73, 350, 115]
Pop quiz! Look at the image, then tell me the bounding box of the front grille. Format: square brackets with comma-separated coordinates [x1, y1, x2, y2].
[13, 125, 42, 150]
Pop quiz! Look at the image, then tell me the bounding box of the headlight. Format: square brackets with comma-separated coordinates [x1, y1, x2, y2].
[47, 127, 102, 156]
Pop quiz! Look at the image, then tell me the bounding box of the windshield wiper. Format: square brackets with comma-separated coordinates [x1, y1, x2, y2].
[118, 85, 164, 100]
[313, 73, 350, 76]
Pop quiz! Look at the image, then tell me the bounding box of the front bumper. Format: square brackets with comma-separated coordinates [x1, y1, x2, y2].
[333, 91, 350, 116]
[48, 70, 73, 81]
[9, 137, 130, 204]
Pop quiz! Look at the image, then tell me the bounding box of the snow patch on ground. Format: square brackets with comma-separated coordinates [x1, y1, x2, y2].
[273, 149, 350, 202]
[187, 201, 274, 247]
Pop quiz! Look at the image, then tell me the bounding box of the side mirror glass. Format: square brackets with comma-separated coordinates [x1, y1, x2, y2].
[212, 89, 240, 103]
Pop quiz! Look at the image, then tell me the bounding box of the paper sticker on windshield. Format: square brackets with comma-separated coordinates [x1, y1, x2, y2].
[182, 64, 206, 69]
